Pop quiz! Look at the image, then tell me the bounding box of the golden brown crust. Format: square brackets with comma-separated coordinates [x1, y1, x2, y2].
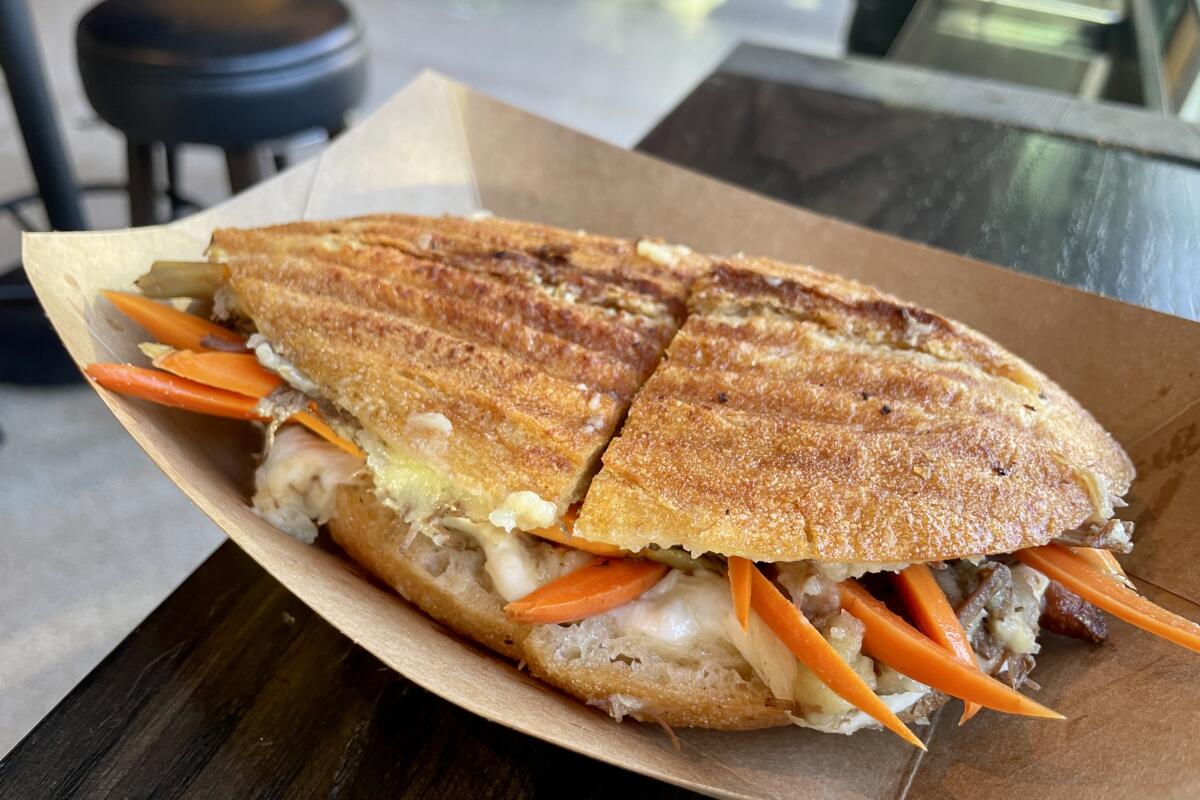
[210, 216, 709, 516]
[519, 641, 791, 730]
[215, 211, 1132, 562]
[576, 256, 1135, 562]
[328, 484, 790, 729]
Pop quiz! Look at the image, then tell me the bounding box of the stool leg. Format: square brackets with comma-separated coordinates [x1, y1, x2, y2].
[326, 121, 347, 141]
[164, 145, 183, 220]
[126, 139, 161, 227]
[225, 146, 273, 194]
[0, 0, 87, 230]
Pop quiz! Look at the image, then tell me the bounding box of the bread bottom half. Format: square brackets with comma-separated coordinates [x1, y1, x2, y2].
[328, 484, 950, 731]
[329, 484, 795, 729]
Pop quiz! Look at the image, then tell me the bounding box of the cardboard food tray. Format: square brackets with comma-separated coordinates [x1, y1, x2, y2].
[23, 73, 1200, 799]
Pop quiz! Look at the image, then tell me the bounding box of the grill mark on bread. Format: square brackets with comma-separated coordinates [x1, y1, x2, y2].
[213, 215, 710, 515]
[375, 214, 701, 288]
[244, 281, 618, 461]
[259, 314, 583, 480]
[694, 260, 1042, 393]
[599, 395, 1093, 561]
[578, 256, 1133, 562]
[674, 326, 1002, 407]
[644, 365, 1031, 435]
[231, 253, 646, 397]
[328, 215, 697, 320]
[342, 242, 677, 353]
[676, 319, 1041, 420]
[214, 229, 673, 372]
[359, 234, 685, 321]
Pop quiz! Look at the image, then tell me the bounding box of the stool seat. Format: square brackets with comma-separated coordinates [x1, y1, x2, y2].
[76, 0, 366, 148]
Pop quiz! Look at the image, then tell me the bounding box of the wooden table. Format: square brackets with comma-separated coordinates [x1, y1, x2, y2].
[4, 45, 1199, 799]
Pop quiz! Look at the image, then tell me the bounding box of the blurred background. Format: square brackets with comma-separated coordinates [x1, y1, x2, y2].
[2, 0, 1199, 758]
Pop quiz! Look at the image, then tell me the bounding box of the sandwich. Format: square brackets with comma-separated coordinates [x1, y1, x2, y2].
[82, 213, 1200, 747]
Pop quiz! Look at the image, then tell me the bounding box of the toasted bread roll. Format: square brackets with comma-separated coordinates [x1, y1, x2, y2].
[577, 256, 1135, 563]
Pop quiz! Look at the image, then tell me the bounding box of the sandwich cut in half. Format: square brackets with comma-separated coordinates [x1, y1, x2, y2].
[84, 213, 1200, 748]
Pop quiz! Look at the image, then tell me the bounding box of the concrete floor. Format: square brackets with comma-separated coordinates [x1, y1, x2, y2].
[0, 0, 849, 756]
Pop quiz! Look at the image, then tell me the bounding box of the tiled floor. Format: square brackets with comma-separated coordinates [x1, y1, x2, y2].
[0, 0, 850, 757]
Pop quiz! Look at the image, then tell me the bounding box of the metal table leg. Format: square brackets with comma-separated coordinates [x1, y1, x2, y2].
[0, 0, 87, 231]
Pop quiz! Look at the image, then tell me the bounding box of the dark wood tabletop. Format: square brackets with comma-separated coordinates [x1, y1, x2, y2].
[4, 45, 1199, 799]
[642, 46, 1200, 322]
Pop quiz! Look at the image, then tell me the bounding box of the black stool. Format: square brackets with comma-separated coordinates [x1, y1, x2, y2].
[76, 0, 367, 226]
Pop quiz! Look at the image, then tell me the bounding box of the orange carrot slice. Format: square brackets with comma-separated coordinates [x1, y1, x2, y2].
[1015, 544, 1200, 654]
[101, 290, 243, 351]
[1069, 546, 1130, 586]
[150, 348, 361, 456]
[101, 282, 361, 456]
[527, 504, 626, 557]
[893, 564, 982, 724]
[748, 566, 924, 748]
[85, 363, 262, 421]
[153, 349, 282, 398]
[292, 410, 363, 458]
[728, 556, 752, 631]
[839, 580, 1063, 720]
[504, 558, 668, 625]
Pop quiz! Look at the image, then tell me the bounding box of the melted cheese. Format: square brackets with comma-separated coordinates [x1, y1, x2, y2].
[406, 411, 453, 435]
[789, 610, 876, 726]
[989, 564, 1049, 655]
[359, 432, 461, 524]
[826, 690, 928, 735]
[489, 490, 558, 532]
[248, 333, 321, 396]
[609, 570, 729, 648]
[809, 561, 910, 583]
[358, 431, 556, 533]
[609, 569, 802, 702]
[403, 411, 453, 460]
[441, 517, 543, 601]
[252, 426, 363, 543]
[636, 239, 692, 267]
[440, 517, 590, 602]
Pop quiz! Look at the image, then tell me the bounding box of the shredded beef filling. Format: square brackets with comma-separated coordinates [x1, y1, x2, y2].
[996, 652, 1038, 689]
[1039, 581, 1108, 643]
[1054, 519, 1134, 552]
[956, 562, 1010, 634]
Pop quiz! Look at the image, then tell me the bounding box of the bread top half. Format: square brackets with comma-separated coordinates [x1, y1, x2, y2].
[209, 214, 710, 524]
[210, 215, 1133, 562]
[575, 256, 1134, 562]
